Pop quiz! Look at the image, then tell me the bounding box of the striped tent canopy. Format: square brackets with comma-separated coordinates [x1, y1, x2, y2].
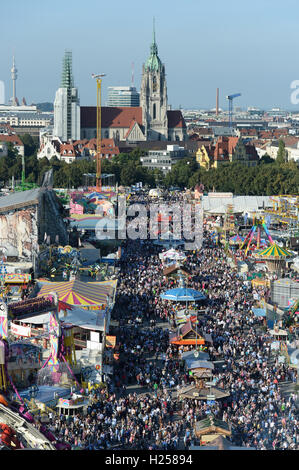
[37, 280, 116, 306]
[229, 235, 244, 244]
[255, 244, 293, 259]
[85, 192, 108, 200]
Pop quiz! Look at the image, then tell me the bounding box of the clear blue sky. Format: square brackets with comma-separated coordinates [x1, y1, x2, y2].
[1, 0, 299, 110]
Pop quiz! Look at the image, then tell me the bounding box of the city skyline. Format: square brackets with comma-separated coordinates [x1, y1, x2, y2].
[2, 0, 299, 110]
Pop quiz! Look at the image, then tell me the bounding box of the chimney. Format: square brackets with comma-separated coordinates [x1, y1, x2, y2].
[216, 88, 219, 116]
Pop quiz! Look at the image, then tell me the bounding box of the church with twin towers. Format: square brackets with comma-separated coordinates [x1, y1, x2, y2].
[54, 22, 187, 143]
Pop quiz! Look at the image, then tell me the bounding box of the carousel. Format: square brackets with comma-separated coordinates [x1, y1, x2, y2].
[253, 243, 294, 275]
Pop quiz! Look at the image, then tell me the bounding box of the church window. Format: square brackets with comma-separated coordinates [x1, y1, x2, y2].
[153, 103, 156, 120]
[153, 75, 157, 92]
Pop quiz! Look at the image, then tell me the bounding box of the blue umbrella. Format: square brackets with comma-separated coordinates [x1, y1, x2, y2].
[160, 287, 206, 302]
[252, 307, 266, 317]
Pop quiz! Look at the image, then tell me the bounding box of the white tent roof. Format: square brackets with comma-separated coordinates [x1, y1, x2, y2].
[17, 307, 107, 331]
[202, 195, 271, 214]
[149, 188, 162, 197]
[159, 249, 186, 260]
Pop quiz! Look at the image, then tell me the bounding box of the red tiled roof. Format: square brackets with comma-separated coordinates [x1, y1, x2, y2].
[213, 136, 238, 160]
[273, 128, 288, 136]
[281, 136, 299, 147]
[197, 127, 213, 135]
[81, 106, 186, 131]
[167, 110, 186, 129]
[60, 143, 76, 157]
[81, 106, 143, 129]
[239, 128, 258, 136]
[73, 139, 89, 147]
[258, 131, 273, 139]
[0, 134, 23, 146]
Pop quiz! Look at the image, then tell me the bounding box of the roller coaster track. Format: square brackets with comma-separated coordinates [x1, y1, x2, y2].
[0, 404, 55, 450]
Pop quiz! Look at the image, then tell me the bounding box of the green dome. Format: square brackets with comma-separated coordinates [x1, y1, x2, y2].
[145, 23, 162, 72]
[145, 51, 162, 72]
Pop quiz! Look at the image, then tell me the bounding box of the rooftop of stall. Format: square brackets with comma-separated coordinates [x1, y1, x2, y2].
[14, 385, 72, 408]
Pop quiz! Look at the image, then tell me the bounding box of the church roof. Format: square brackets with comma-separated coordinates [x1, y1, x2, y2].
[80, 106, 143, 129]
[167, 110, 186, 129]
[81, 107, 186, 131]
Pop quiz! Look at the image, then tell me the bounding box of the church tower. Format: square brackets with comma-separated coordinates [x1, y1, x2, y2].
[140, 20, 168, 141]
[53, 50, 80, 141]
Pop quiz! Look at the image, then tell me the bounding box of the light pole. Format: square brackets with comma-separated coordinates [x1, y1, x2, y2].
[194, 308, 199, 358]
[92, 73, 106, 192]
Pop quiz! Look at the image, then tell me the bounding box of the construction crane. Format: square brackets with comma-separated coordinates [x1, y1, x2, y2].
[92, 73, 106, 192]
[226, 93, 241, 128]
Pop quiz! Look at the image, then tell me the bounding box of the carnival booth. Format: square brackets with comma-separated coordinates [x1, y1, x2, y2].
[56, 394, 89, 417]
[163, 264, 192, 281]
[7, 342, 41, 388]
[149, 188, 162, 198]
[181, 349, 209, 363]
[159, 249, 186, 264]
[194, 416, 232, 445]
[2, 273, 32, 301]
[187, 360, 214, 381]
[269, 325, 288, 341]
[169, 320, 206, 347]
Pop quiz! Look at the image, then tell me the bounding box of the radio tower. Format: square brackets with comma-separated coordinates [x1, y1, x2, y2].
[131, 62, 135, 87]
[11, 56, 18, 106]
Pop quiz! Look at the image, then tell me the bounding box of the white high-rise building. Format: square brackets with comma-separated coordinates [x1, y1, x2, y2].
[107, 86, 140, 107]
[53, 51, 80, 141]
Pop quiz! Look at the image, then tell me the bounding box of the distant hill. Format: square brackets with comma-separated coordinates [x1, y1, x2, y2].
[34, 102, 54, 112]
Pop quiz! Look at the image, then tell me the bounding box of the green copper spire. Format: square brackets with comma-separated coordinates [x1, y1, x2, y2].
[61, 50, 74, 88]
[151, 17, 158, 55]
[145, 18, 161, 72]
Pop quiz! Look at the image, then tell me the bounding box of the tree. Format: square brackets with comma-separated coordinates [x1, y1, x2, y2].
[259, 153, 275, 165]
[19, 134, 38, 157]
[164, 157, 198, 188]
[276, 139, 288, 164]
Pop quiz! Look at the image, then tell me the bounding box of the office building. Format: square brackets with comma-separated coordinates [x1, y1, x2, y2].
[140, 144, 186, 174]
[107, 86, 140, 107]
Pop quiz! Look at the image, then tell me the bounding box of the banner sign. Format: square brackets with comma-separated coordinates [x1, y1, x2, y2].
[10, 322, 31, 337]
